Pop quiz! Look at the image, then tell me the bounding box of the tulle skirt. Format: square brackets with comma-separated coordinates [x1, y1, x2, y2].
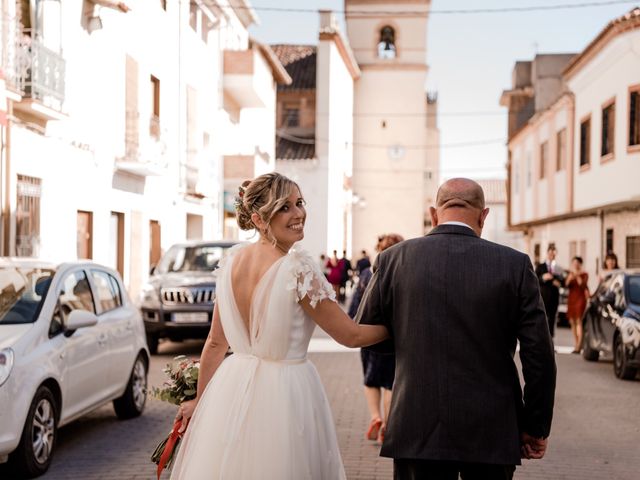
[169, 354, 346, 480]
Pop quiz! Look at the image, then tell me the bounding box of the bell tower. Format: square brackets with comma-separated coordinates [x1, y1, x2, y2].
[346, 0, 439, 252]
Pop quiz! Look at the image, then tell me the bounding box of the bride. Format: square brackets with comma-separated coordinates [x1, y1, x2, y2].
[169, 172, 389, 479]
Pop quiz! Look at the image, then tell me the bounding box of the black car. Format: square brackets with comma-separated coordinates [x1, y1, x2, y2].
[139, 240, 241, 353]
[582, 270, 640, 380]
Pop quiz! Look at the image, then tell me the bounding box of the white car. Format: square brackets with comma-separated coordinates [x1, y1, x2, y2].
[0, 259, 149, 478]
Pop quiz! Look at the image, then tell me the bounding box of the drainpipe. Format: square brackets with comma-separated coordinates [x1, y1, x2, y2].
[2, 101, 11, 256]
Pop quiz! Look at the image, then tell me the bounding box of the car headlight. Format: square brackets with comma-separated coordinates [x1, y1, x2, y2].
[0, 348, 14, 387]
[139, 284, 161, 308]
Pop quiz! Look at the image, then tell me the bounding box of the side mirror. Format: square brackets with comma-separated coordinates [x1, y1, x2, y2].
[66, 310, 98, 332]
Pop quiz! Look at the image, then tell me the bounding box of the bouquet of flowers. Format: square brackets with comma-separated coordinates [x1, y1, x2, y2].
[150, 355, 200, 479]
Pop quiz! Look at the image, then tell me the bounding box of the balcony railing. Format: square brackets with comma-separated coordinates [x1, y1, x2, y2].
[23, 38, 65, 111]
[1, 13, 31, 94]
[117, 110, 168, 176]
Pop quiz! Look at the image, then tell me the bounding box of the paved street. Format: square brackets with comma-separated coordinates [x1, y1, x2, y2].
[5, 327, 637, 480]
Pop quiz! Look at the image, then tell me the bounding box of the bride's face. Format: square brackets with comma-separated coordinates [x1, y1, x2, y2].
[269, 187, 306, 248]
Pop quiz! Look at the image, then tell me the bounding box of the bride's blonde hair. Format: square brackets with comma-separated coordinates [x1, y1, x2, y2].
[235, 173, 301, 237]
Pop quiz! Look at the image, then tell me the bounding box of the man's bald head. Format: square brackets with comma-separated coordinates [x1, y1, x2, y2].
[436, 178, 485, 211]
[430, 178, 489, 236]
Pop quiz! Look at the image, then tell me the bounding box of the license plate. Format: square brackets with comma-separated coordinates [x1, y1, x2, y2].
[172, 312, 209, 324]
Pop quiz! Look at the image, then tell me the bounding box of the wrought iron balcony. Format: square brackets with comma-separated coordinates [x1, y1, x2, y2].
[23, 38, 65, 111]
[116, 110, 168, 176]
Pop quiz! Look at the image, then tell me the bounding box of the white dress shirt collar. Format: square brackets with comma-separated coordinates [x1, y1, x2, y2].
[441, 221, 474, 231]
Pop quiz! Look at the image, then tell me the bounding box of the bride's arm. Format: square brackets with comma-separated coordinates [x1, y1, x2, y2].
[300, 297, 388, 348]
[177, 302, 228, 430]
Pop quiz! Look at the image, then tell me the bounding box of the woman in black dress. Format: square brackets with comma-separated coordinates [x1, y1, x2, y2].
[348, 233, 404, 443]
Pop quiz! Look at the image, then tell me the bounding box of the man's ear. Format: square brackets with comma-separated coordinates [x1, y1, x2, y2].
[478, 208, 490, 229]
[429, 207, 438, 227]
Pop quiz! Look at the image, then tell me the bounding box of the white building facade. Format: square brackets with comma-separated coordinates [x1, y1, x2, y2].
[0, 0, 283, 298]
[502, 8, 640, 289]
[276, 11, 359, 260]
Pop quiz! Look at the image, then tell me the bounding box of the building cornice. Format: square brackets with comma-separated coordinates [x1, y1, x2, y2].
[319, 31, 361, 80]
[510, 199, 640, 230]
[359, 63, 428, 72]
[564, 7, 640, 80]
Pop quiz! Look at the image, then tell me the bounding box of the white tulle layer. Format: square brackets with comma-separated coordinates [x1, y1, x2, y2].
[170, 354, 346, 480]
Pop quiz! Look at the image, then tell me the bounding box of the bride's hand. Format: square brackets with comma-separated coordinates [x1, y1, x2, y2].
[176, 399, 198, 433]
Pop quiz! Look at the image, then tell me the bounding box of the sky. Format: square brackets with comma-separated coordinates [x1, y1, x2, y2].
[248, 0, 639, 181]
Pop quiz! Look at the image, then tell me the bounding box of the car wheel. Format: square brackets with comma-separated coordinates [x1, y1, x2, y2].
[9, 385, 57, 478]
[581, 319, 599, 362]
[613, 333, 638, 380]
[146, 333, 159, 355]
[113, 354, 148, 419]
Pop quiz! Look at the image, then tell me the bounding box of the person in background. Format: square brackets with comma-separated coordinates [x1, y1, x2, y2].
[565, 256, 590, 354]
[535, 245, 564, 338]
[348, 233, 404, 444]
[319, 253, 328, 279]
[326, 250, 342, 300]
[356, 250, 371, 274]
[599, 252, 619, 281]
[339, 251, 352, 304]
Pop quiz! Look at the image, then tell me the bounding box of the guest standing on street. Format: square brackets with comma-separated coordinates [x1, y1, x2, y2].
[535, 245, 564, 337]
[348, 234, 404, 444]
[565, 256, 590, 354]
[356, 178, 556, 480]
[599, 252, 619, 281]
[356, 250, 371, 274]
[326, 250, 342, 300]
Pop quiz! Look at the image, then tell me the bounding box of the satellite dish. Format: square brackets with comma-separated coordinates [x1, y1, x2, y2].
[388, 144, 405, 161]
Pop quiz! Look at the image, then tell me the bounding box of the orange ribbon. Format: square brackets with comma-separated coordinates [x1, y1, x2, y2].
[157, 418, 183, 480]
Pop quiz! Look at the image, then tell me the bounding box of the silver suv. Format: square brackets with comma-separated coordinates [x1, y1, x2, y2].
[139, 240, 240, 353]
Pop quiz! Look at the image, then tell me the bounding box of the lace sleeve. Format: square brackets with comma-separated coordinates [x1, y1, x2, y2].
[286, 250, 337, 308]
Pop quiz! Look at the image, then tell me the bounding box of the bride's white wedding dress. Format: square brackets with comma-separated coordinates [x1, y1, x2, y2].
[170, 244, 346, 479]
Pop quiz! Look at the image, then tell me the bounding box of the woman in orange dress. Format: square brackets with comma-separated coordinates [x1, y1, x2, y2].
[565, 256, 590, 354]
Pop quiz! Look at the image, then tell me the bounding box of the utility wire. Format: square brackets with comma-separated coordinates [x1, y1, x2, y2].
[223, 1, 637, 16]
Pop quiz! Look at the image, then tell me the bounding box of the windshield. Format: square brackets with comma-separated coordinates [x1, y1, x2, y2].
[0, 267, 55, 324]
[629, 275, 640, 305]
[156, 245, 234, 274]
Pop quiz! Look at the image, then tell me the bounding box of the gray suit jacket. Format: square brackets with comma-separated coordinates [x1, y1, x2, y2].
[355, 224, 556, 465]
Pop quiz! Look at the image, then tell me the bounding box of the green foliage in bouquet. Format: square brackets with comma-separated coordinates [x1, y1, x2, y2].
[150, 355, 200, 475]
[150, 355, 200, 406]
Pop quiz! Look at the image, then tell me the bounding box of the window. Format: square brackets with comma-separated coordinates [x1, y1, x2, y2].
[284, 108, 299, 127]
[77, 211, 93, 259]
[601, 101, 615, 157]
[91, 270, 122, 313]
[15, 175, 41, 257]
[630, 88, 640, 147]
[579, 240, 587, 263]
[580, 116, 591, 167]
[606, 228, 614, 255]
[539, 141, 548, 179]
[556, 128, 566, 171]
[569, 240, 577, 260]
[56, 271, 95, 320]
[534, 243, 541, 265]
[627, 236, 640, 268]
[377, 26, 396, 59]
[150, 75, 160, 139]
[526, 153, 532, 187]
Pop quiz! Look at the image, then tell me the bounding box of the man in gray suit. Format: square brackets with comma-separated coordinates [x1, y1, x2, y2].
[356, 178, 556, 479]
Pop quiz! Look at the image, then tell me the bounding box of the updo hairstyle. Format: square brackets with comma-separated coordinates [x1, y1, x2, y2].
[376, 233, 404, 252]
[235, 173, 301, 237]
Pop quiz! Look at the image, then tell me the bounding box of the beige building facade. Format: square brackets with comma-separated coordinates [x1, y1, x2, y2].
[346, 0, 440, 254]
[501, 8, 640, 289]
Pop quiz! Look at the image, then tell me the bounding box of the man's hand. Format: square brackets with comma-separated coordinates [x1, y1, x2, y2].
[542, 272, 553, 281]
[521, 432, 547, 459]
[176, 399, 198, 433]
